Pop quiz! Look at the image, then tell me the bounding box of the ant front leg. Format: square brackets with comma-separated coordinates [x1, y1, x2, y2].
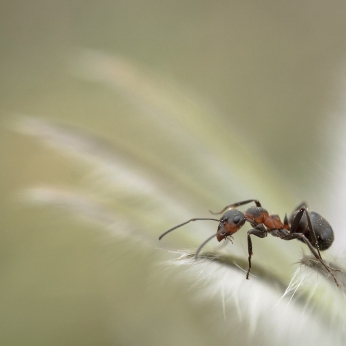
[246, 224, 267, 280]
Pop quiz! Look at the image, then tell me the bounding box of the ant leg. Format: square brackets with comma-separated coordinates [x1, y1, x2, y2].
[293, 202, 308, 212]
[210, 199, 262, 215]
[291, 207, 319, 248]
[282, 232, 341, 287]
[288, 202, 308, 224]
[246, 224, 267, 279]
[291, 207, 341, 271]
[283, 214, 289, 229]
[291, 207, 325, 262]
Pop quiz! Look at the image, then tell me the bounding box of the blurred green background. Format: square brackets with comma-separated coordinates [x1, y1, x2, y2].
[1, 1, 346, 345]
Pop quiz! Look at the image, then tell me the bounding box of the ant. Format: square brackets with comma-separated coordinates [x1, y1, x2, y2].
[159, 199, 342, 287]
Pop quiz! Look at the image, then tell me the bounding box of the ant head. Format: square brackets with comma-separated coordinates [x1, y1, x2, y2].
[216, 209, 246, 241]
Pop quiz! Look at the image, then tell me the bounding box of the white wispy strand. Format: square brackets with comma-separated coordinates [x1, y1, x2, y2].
[161, 253, 342, 346]
[70, 49, 296, 205]
[13, 115, 159, 195]
[20, 186, 128, 235]
[12, 115, 200, 226]
[277, 260, 346, 340]
[19, 186, 162, 251]
[272, 267, 308, 311]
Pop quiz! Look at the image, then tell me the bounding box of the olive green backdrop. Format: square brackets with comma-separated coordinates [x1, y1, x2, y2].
[1, 1, 346, 345]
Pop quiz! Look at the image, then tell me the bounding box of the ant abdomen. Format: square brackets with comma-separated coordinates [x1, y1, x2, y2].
[290, 211, 334, 251]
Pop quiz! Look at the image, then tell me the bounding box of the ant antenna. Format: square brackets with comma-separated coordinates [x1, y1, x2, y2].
[195, 233, 218, 258]
[158, 218, 220, 240]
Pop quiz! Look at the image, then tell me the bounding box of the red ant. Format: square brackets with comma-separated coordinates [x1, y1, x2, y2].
[159, 199, 342, 287]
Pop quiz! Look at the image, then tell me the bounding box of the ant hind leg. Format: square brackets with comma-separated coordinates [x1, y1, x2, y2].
[282, 232, 341, 287]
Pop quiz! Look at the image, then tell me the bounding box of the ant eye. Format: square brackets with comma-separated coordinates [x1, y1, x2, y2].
[233, 215, 241, 224]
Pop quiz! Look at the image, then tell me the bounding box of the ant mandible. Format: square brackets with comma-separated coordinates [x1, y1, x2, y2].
[159, 199, 342, 287]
